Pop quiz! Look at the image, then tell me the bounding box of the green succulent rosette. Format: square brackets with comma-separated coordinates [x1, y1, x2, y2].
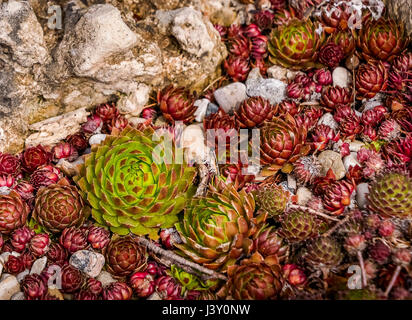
[74, 126, 197, 239]
[268, 18, 325, 70]
[170, 265, 220, 293]
[174, 179, 267, 272]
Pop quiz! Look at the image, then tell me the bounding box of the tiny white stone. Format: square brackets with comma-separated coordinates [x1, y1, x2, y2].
[246, 68, 287, 105]
[97, 271, 117, 287]
[356, 183, 370, 209]
[30, 256, 47, 275]
[332, 67, 351, 88]
[194, 99, 210, 122]
[287, 175, 297, 192]
[362, 93, 385, 111]
[117, 84, 150, 117]
[89, 133, 107, 146]
[0, 187, 11, 196]
[317, 113, 339, 131]
[267, 65, 288, 82]
[343, 153, 361, 171]
[181, 124, 210, 164]
[0, 275, 20, 300]
[296, 187, 313, 206]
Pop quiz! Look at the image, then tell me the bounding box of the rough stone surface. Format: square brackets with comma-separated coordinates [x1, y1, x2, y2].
[194, 99, 210, 122]
[25, 108, 89, 148]
[69, 250, 105, 278]
[246, 68, 287, 105]
[384, 0, 412, 36]
[318, 150, 346, 180]
[0, 2, 227, 154]
[214, 82, 247, 114]
[10, 292, 24, 300]
[0, 275, 20, 300]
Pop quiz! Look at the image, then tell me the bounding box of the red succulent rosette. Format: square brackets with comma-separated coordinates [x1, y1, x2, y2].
[0, 153, 21, 177]
[21, 145, 52, 173]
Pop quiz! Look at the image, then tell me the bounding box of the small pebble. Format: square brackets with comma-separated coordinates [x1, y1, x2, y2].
[11, 292, 25, 300]
[0, 275, 20, 300]
[246, 68, 287, 105]
[349, 140, 365, 152]
[69, 250, 105, 278]
[356, 183, 370, 209]
[194, 99, 210, 122]
[96, 271, 117, 288]
[332, 67, 351, 88]
[214, 82, 247, 114]
[318, 150, 346, 180]
[296, 187, 313, 206]
[89, 134, 107, 146]
[30, 256, 47, 275]
[206, 102, 219, 117]
[16, 269, 30, 283]
[317, 113, 339, 131]
[343, 153, 361, 171]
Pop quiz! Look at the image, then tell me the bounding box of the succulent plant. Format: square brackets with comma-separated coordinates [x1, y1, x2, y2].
[5, 255, 25, 274]
[278, 100, 300, 116]
[157, 86, 196, 124]
[21, 145, 52, 173]
[311, 124, 340, 152]
[29, 233, 50, 257]
[60, 227, 88, 254]
[258, 114, 309, 175]
[358, 17, 409, 63]
[228, 35, 251, 59]
[320, 86, 352, 111]
[175, 180, 266, 271]
[61, 264, 84, 293]
[130, 272, 155, 298]
[218, 256, 283, 300]
[22, 274, 47, 300]
[10, 226, 35, 252]
[85, 278, 103, 296]
[204, 108, 238, 153]
[106, 236, 147, 278]
[328, 30, 357, 57]
[74, 126, 196, 239]
[368, 240, 391, 265]
[318, 42, 344, 68]
[224, 55, 250, 82]
[87, 226, 110, 250]
[254, 183, 289, 218]
[52, 143, 78, 162]
[46, 242, 68, 265]
[0, 153, 21, 177]
[155, 275, 183, 300]
[293, 156, 322, 185]
[171, 265, 219, 293]
[29, 165, 63, 190]
[268, 19, 325, 70]
[236, 96, 276, 128]
[66, 132, 88, 153]
[302, 237, 343, 269]
[0, 191, 29, 235]
[253, 10, 274, 31]
[317, 1, 353, 34]
[33, 179, 87, 233]
[356, 62, 388, 100]
[367, 171, 412, 219]
[253, 226, 288, 262]
[279, 208, 319, 242]
[103, 282, 133, 300]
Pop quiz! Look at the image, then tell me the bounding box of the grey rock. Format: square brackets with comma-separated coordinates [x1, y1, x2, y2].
[206, 102, 219, 116]
[246, 68, 287, 105]
[214, 82, 247, 114]
[0, 275, 20, 300]
[0, 0, 48, 68]
[30, 256, 47, 275]
[70, 250, 105, 278]
[117, 84, 151, 117]
[10, 292, 24, 300]
[318, 150, 346, 180]
[356, 183, 370, 209]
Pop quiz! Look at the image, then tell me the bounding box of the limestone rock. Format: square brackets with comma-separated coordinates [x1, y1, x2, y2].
[117, 84, 151, 117]
[297, 187, 313, 206]
[25, 107, 89, 148]
[0, 0, 48, 68]
[318, 150, 346, 180]
[214, 82, 247, 114]
[10, 292, 24, 300]
[89, 134, 107, 146]
[70, 250, 105, 278]
[0, 275, 20, 300]
[332, 67, 351, 88]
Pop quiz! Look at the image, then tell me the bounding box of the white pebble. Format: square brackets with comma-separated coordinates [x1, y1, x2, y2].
[89, 133, 107, 146]
[30, 256, 47, 275]
[0, 275, 20, 300]
[193, 99, 210, 122]
[332, 67, 351, 88]
[296, 187, 313, 206]
[356, 183, 370, 209]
